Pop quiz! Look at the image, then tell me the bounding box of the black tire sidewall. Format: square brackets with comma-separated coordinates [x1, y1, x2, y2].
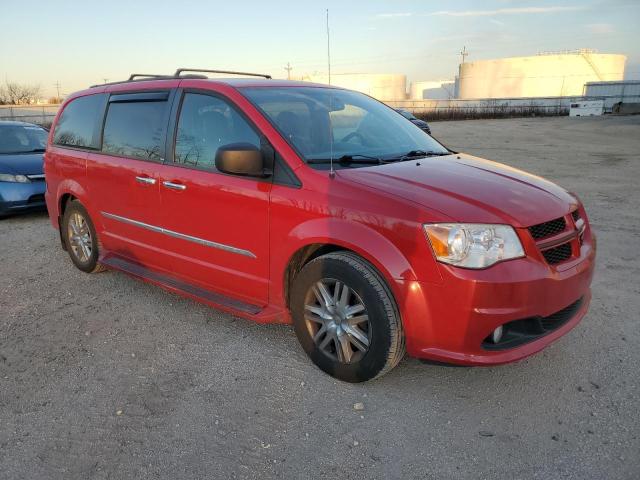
[62, 202, 100, 273]
[291, 255, 395, 383]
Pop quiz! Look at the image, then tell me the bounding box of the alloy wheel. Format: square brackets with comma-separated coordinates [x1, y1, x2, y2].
[303, 278, 371, 364]
[67, 212, 93, 263]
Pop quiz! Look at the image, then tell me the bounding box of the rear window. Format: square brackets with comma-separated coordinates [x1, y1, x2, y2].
[53, 94, 106, 149]
[102, 100, 169, 161]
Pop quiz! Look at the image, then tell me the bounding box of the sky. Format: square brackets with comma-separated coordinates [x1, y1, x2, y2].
[1, 0, 639, 97]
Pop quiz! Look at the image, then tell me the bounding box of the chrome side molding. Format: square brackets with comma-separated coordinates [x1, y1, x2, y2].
[101, 211, 256, 258]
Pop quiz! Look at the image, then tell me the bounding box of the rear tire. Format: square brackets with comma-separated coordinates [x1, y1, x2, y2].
[61, 200, 105, 273]
[290, 251, 405, 382]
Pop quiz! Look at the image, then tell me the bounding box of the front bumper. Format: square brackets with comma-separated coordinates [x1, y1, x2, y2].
[0, 180, 47, 216]
[397, 236, 596, 366]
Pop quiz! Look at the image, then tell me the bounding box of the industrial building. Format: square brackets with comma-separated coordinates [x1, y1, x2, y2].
[584, 80, 640, 113]
[456, 50, 626, 99]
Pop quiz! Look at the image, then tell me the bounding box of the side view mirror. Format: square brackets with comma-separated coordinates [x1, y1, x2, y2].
[215, 143, 269, 177]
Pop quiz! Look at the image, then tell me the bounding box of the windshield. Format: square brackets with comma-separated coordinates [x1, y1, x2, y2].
[0, 124, 48, 154]
[241, 87, 448, 166]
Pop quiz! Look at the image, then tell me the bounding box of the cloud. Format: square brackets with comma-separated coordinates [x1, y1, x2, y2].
[375, 13, 413, 18]
[586, 23, 615, 34]
[427, 6, 586, 17]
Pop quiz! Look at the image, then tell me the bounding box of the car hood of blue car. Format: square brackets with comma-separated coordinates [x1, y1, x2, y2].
[0, 152, 45, 175]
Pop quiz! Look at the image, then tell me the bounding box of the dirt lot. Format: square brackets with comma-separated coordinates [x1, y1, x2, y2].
[1, 116, 639, 479]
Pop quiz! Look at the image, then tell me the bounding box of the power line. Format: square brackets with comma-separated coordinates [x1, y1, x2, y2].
[53, 81, 61, 99]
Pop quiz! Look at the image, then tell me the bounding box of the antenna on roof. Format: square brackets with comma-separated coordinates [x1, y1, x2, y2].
[327, 8, 335, 179]
[326, 9, 332, 86]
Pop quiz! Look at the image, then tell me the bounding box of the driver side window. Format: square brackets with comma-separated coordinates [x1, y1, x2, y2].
[174, 93, 260, 171]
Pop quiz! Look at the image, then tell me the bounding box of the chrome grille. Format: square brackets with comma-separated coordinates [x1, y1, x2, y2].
[542, 243, 572, 265]
[528, 217, 567, 240]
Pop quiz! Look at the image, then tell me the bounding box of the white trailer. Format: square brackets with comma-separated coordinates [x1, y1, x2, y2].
[569, 100, 604, 116]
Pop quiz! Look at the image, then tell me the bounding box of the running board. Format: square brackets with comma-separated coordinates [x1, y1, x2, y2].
[101, 255, 262, 315]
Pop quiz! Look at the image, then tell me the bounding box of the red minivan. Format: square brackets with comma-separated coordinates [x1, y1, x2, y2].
[44, 69, 595, 382]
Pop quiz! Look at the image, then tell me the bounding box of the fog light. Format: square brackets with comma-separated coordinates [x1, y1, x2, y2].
[491, 325, 504, 343]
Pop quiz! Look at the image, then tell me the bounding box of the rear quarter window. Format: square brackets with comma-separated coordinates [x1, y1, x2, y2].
[53, 94, 107, 149]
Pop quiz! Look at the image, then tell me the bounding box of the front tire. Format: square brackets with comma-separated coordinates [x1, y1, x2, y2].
[61, 200, 105, 273]
[291, 252, 405, 382]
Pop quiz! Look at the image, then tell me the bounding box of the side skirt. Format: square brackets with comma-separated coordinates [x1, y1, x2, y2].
[101, 254, 262, 316]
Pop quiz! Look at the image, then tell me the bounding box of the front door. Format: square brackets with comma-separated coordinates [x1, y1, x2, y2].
[157, 91, 271, 306]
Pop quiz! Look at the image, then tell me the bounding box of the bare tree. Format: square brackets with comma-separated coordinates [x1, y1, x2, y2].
[0, 81, 42, 105]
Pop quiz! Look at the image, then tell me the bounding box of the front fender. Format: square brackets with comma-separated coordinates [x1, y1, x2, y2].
[287, 217, 418, 282]
[270, 216, 437, 318]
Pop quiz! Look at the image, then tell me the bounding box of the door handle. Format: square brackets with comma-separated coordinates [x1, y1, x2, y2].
[163, 181, 187, 191]
[135, 176, 156, 185]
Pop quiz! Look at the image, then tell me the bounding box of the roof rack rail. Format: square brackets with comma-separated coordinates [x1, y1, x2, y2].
[90, 68, 272, 88]
[90, 76, 173, 88]
[128, 73, 173, 81]
[174, 68, 272, 79]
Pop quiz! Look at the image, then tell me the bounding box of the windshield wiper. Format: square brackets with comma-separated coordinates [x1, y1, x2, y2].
[394, 150, 450, 161]
[307, 154, 383, 165]
[385, 150, 451, 162]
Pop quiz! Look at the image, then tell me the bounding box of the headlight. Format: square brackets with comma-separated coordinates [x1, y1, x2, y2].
[424, 223, 524, 269]
[0, 173, 30, 183]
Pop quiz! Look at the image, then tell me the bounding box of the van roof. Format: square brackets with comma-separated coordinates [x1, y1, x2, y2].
[94, 77, 333, 89]
[66, 72, 343, 102]
[89, 68, 339, 91]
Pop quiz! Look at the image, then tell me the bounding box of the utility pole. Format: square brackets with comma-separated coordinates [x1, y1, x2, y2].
[284, 62, 292, 80]
[103, 78, 109, 84]
[53, 81, 61, 99]
[326, 9, 331, 85]
[459, 46, 468, 64]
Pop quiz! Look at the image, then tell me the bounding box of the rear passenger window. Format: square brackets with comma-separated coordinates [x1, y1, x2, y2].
[102, 99, 169, 161]
[174, 93, 260, 170]
[53, 94, 106, 149]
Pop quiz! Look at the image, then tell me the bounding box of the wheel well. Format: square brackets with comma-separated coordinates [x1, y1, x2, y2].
[283, 243, 356, 309]
[57, 194, 76, 250]
[59, 193, 76, 217]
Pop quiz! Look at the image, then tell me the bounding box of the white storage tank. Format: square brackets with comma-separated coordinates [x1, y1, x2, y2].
[301, 73, 407, 101]
[458, 50, 626, 99]
[410, 80, 455, 100]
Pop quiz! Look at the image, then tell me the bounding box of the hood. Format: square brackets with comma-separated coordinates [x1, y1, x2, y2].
[0, 152, 45, 175]
[338, 153, 578, 227]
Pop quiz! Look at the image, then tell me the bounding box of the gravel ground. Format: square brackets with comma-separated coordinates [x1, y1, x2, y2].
[1, 115, 639, 479]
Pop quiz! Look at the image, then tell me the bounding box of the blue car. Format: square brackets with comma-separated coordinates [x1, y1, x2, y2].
[0, 121, 48, 217]
[395, 109, 431, 135]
